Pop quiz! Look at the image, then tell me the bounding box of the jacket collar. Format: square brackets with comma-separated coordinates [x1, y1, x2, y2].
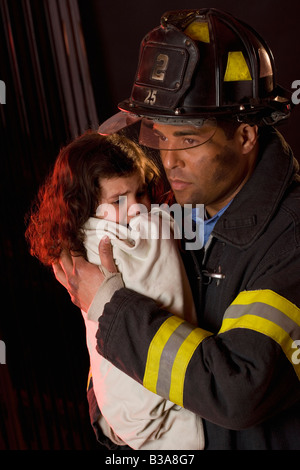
[212, 128, 298, 249]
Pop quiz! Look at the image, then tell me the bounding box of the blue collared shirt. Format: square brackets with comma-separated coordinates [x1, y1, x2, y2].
[192, 201, 232, 247]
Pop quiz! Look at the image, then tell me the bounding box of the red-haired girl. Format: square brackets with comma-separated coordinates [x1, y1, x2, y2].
[26, 131, 202, 450]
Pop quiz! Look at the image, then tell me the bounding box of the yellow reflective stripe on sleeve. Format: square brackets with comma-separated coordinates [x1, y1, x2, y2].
[143, 316, 185, 394]
[143, 315, 212, 406]
[219, 290, 300, 379]
[230, 290, 300, 325]
[169, 328, 212, 406]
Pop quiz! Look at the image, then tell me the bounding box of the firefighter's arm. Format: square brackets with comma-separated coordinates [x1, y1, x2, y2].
[95, 284, 300, 430]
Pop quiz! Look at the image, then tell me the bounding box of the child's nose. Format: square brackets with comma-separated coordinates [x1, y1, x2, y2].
[127, 198, 147, 222]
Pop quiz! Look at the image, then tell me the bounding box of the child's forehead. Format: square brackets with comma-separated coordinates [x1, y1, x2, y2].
[100, 171, 146, 197]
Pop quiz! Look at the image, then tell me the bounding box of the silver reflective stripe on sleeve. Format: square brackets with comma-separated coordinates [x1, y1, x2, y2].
[219, 289, 300, 379]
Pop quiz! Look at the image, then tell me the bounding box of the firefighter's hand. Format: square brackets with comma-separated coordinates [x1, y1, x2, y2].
[52, 237, 117, 312]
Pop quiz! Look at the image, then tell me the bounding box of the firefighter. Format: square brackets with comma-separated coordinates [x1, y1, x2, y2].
[54, 9, 300, 449]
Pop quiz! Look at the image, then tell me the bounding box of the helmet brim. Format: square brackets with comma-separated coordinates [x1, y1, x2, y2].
[98, 111, 142, 135]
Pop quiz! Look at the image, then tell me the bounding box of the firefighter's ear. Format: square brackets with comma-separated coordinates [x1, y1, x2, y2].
[239, 124, 259, 154]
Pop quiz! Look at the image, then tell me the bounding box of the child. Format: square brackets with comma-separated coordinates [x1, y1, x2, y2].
[26, 131, 203, 450]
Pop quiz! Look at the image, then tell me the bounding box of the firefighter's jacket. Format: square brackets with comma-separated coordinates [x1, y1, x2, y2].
[91, 127, 300, 450]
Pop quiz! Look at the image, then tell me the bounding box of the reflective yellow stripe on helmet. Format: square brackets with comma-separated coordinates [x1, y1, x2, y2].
[219, 289, 300, 379]
[224, 51, 252, 81]
[143, 316, 212, 406]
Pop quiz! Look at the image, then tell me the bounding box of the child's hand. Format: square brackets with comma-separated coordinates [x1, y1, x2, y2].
[99, 236, 118, 274]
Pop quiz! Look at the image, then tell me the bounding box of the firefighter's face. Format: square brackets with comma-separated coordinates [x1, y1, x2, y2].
[158, 123, 258, 216]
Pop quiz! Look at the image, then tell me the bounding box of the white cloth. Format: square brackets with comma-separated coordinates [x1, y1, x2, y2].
[82, 207, 204, 450]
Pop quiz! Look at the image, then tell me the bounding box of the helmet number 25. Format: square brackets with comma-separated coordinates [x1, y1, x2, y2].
[144, 89, 157, 105]
[144, 53, 169, 105]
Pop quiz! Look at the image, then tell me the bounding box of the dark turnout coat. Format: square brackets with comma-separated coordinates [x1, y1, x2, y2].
[94, 127, 300, 450]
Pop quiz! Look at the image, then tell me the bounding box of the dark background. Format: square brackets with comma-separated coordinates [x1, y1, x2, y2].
[0, 0, 299, 450]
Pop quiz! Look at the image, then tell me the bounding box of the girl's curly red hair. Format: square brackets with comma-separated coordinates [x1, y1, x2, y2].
[25, 131, 164, 266]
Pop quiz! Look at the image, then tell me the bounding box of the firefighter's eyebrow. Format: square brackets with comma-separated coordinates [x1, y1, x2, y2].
[172, 129, 200, 137]
[152, 126, 200, 137]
